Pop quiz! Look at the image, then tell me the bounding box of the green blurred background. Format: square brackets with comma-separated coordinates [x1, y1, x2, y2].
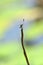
[0, 0, 43, 65]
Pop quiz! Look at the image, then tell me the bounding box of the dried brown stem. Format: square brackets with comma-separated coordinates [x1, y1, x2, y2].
[20, 24, 30, 65]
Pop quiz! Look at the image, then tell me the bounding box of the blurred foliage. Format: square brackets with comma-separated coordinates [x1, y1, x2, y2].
[0, 0, 43, 65]
[0, 42, 43, 65]
[25, 20, 43, 39]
